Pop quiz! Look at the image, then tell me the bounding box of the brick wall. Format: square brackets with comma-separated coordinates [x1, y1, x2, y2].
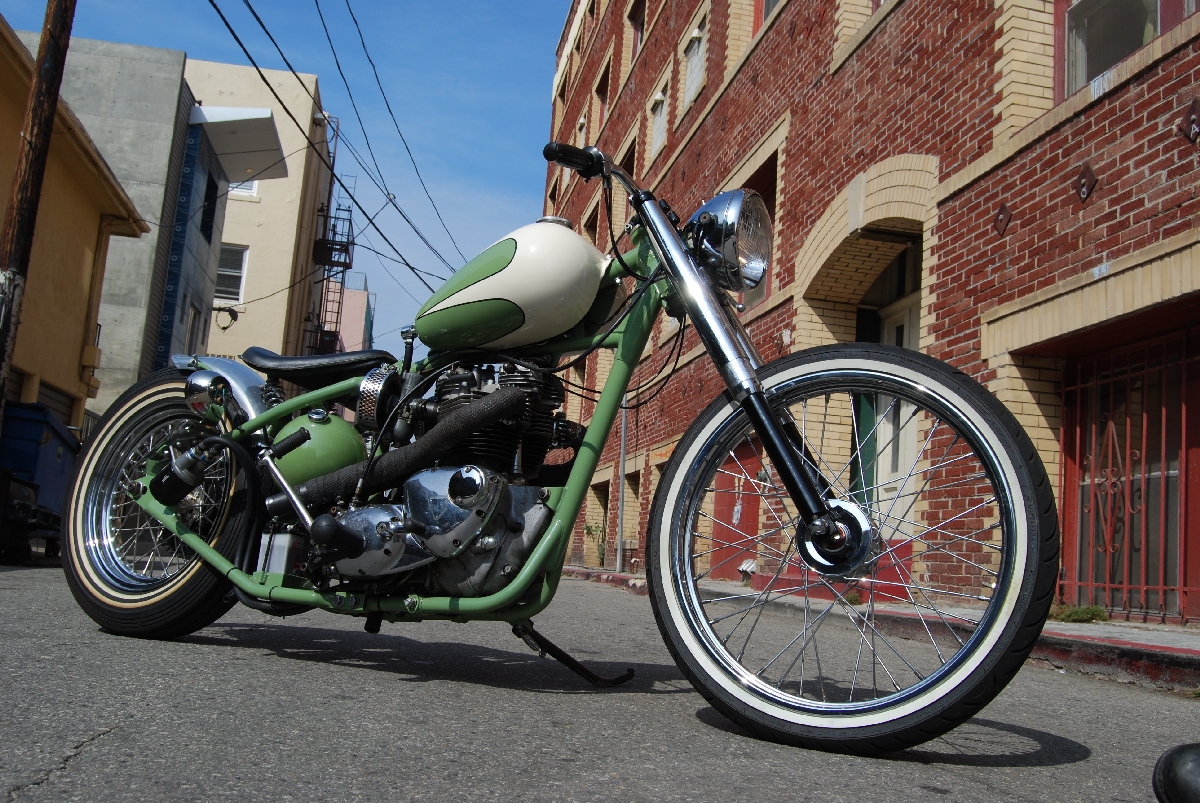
[548, 0, 1200, 576]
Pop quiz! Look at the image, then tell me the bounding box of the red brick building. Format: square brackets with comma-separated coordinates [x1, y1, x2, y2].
[546, 0, 1200, 622]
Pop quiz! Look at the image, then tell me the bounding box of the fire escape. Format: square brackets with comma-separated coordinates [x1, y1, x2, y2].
[306, 199, 354, 355]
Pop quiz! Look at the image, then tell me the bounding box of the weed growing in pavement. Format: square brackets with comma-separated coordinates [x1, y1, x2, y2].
[1048, 604, 1110, 623]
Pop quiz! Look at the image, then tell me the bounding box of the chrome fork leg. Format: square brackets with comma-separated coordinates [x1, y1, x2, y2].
[634, 193, 831, 525]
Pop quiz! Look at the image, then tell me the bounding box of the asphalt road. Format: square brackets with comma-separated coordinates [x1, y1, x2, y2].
[1, 564, 1195, 802]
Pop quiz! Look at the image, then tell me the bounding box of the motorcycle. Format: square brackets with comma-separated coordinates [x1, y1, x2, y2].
[61, 142, 1058, 753]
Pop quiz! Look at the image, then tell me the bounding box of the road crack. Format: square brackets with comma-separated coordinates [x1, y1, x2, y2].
[7, 727, 115, 800]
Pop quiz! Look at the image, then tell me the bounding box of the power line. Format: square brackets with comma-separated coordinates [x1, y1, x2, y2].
[211, 0, 436, 294]
[312, 0, 387, 199]
[358, 232, 424, 306]
[355, 242, 446, 282]
[239, 263, 326, 306]
[344, 0, 466, 263]
[243, 0, 455, 276]
[331, 133, 451, 281]
[313, 0, 456, 274]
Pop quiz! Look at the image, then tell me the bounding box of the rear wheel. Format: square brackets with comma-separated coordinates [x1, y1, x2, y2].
[62, 370, 249, 638]
[646, 344, 1058, 752]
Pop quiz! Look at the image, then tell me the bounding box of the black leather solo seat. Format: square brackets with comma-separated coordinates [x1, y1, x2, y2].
[241, 346, 397, 390]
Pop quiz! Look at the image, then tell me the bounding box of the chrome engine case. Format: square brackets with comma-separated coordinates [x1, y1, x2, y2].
[333, 503, 435, 578]
[405, 466, 552, 596]
[331, 466, 551, 597]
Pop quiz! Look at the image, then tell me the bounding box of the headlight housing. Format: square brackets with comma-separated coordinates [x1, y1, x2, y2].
[682, 189, 772, 292]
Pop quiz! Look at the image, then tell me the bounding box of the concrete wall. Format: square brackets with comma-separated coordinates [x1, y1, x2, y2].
[17, 33, 190, 414]
[0, 20, 145, 427]
[188, 60, 330, 360]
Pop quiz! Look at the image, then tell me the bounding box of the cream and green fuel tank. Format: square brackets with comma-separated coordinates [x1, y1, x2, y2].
[415, 221, 608, 351]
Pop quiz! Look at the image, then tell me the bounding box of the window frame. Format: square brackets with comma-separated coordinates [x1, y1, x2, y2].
[1057, 0, 1197, 99]
[228, 179, 258, 197]
[676, 3, 711, 122]
[717, 115, 789, 313]
[647, 66, 671, 161]
[216, 243, 249, 304]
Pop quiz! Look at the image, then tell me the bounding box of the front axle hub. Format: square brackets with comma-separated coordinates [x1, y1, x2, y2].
[797, 499, 875, 576]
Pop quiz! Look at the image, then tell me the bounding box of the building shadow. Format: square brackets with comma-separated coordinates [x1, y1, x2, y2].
[181, 619, 691, 696]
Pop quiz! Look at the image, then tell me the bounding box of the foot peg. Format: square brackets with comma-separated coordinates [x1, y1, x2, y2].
[512, 621, 634, 688]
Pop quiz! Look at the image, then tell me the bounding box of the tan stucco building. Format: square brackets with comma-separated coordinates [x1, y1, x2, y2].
[0, 19, 146, 430]
[186, 60, 332, 361]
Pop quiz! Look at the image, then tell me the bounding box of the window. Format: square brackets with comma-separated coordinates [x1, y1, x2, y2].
[577, 113, 588, 147]
[1065, 0, 1196, 94]
[229, 180, 257, 196]
[185, 303, 205, 353]
[619, 139, 636, 179]
[753, 0, 783, 35]
[595, 62, 611, 130]
[683, 18, 708, 109]
[547, 178, 560, 216]
[583, 204, 600, 245]
[200, 172, 219, 243]
[739, 151, 777, 309]
[556, 80, 567, 132]
[216, 245, 248, 302]
[628, 0, 646, 61]
[649, 87, 668, 157]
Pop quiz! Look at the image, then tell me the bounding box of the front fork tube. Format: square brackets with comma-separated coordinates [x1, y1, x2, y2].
[634, 194, 830, 523]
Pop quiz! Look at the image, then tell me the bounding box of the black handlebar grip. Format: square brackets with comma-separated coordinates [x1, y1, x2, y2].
[543, 142, 604, 179]
[268, 427, 311, 459]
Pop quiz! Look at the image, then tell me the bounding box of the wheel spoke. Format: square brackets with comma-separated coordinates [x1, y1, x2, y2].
[660, 365, 1029, 720]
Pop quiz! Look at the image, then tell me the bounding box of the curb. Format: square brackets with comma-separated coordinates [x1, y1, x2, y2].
[562, 567, 1200, 692]
[1029, 633, 1200, 691]
[562, 566, 648, 595]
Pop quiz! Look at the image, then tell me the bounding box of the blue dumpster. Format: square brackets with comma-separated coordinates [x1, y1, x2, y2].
[0, 402, 81, 517]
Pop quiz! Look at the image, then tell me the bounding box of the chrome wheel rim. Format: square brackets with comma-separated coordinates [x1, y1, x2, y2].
[671, 368, 1018, 715]
[83, 407, 231, 593]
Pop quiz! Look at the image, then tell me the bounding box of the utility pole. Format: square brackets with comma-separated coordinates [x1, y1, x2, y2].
[0, 0, 78, 430]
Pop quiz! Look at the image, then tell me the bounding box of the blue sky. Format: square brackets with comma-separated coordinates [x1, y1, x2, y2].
[3, 0, 569, 356]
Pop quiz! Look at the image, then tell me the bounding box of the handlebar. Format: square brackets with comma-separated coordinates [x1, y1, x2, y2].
[543, 141, 642, 200]
[543, 142, 605, 179]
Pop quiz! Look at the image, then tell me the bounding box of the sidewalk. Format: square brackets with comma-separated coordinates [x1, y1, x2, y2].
[562, 565, 1200, 692]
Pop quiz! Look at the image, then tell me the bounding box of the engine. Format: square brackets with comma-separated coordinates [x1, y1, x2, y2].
[430, 363, 567, 478]
[260, 361, 582, 599]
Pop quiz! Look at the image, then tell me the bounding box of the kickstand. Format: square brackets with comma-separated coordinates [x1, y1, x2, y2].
[512, 621, 635, 688]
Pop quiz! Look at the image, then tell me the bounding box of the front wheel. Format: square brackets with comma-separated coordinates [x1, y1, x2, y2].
[646, 344, 1058, 753]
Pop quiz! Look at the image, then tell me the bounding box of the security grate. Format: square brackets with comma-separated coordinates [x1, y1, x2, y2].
[1060, 330, 1199, 622]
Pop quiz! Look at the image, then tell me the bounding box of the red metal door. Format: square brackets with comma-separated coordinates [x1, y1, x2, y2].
[710, 441, 763, 582]
[1061, 331, 1200, 622]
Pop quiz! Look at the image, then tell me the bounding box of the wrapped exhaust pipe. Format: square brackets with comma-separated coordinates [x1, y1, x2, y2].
[263, 385, 529, 518]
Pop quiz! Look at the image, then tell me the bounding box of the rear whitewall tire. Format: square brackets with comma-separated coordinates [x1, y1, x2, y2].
[62, 370, 249, 638]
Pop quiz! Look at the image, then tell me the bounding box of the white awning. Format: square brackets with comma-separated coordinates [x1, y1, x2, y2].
[189, 105, 288, 181]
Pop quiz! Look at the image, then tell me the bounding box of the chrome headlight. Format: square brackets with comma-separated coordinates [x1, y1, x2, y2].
[682, 189, 772, 292]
